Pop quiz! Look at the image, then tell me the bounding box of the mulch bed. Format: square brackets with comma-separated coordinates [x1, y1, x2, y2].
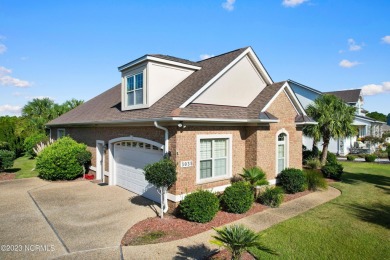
[121, 189, 311, 246]
[0, 173, 16, 181]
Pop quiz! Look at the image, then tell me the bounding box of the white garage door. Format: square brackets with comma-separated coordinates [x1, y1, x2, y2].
[114, 141, 163, 203]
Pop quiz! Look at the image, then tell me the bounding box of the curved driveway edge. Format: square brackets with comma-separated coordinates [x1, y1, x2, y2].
[0, 178, 157, 260]
[122, 186, 341, 260]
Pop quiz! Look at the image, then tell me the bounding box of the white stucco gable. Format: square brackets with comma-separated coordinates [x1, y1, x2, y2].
[192, 55, 267, 107]
[180, 47, 273, 108]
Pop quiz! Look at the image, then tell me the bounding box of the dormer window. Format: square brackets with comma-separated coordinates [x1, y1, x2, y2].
[127, 72, 144, 106]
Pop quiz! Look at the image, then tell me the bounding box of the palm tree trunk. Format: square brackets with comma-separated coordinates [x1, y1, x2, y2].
[321, 139, 330, 165]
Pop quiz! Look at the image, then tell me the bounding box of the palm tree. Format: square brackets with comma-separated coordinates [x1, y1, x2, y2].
[22, 98, 57, 133]
[306, 94, 356, 165]
[210, 224, 277, 260]
[240, 167, 268, 188]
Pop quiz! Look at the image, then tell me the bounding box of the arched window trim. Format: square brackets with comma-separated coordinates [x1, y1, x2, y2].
[275, 129, 289, 176]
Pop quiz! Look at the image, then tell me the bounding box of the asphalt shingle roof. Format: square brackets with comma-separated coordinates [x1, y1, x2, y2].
[47, 48, 292, 126]
[324, 89, 361, 103]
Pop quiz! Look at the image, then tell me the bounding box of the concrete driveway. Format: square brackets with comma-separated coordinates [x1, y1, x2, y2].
[0, 178, 157, 259]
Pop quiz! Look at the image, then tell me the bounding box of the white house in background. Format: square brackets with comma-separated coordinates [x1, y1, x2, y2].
[289, 80, 386, 155]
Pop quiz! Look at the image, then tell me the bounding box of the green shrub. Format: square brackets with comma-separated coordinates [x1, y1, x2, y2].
[306, 158, 321, 169]
[230, 175, 244, 183]
[144, 159, 177, 189]
[304, 170, 328, 191]
[258, 187, 284, 207]
[23, 133, 48, 158]
[364, 154, 377, 162]
[321, 163, 343, 180]
[36, 137, 90, 180]
[278, 168, 306, 194]
[0, 142, 10, 150]
[179, 190, 220, 223]
[326, 152, 338, 164]
[0, 150, 15, 171]
[240, 166, 269, 187]
[346, 155, 356, 161]
[220, 182, 253, 214]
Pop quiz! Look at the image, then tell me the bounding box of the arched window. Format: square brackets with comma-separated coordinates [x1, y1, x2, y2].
[277, 133, 287, 174]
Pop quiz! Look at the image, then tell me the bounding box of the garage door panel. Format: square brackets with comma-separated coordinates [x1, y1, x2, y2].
[114, 142, 163, 203]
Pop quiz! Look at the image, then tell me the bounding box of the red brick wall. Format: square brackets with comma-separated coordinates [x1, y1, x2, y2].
[172, 126, 246, 196]
[50, 90, 302, 199]
[256, 91, 303, 180]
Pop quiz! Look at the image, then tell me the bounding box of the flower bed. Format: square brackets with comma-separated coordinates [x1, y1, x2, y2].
[121, 189, 311, 246]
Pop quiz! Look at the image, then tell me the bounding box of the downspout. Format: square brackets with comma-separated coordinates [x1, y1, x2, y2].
[154, 121, 169, 214]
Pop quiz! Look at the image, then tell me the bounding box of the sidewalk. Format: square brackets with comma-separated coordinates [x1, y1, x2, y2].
[338, 157, 389, 163]
[121, 186, 341, 260]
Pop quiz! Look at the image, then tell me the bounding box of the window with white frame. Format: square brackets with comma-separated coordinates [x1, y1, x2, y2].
[57, 128, 65, 139]
[198, 137, 230, 181]
[126, 72, 144, 106]
[277, 133, 287, 174]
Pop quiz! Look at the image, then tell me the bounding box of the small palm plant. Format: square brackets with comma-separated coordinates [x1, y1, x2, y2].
[210, 224, 277, 260]
[240, 167, 269, 189]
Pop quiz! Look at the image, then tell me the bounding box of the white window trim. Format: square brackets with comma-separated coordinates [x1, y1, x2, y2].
[96, 140, 105, 181]
[275, 129, 289, 176]
[121, 65, 148, 111]
[57, 128, 65, 139]
[196, 134, 232, 184]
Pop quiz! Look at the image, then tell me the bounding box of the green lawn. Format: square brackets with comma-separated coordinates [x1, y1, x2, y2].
[250, 161, 390, 259]
[6, 156, 39, 179]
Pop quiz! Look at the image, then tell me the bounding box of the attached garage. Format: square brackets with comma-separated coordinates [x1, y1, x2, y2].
[111, 138, 164, 203]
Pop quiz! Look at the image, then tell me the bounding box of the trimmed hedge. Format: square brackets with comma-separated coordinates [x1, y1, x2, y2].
[364, 154, 377, 162]
[179, 190, 220, 223]
[326, 152, 338, 164]
[278, 168, 306, 194]
[220, 181, 253, 214]
[144, 159, 177, 189]
[0, 150, 15, 171]
[258, 186, 284, 208]
[36, 137, 91, 180]
[321, 163, 343, 180]
[346, 155, 356, 161]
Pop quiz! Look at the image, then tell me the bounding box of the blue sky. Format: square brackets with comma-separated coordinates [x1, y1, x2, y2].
[0, 0, 389, 116]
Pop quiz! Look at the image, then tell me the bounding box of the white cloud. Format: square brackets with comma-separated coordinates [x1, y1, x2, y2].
[0, 66, 31, 88]
[0, 44, 6, 54]
[348, 38, 363, 51]
[361, 82, 390, 96]
[339, 59, 361, 68]
[222, 0, 235, 11]
[282, 0, 308, 7]
[200, 54, 214, 60]
[0, 66, 12, 75]
[382, 35, 390, 44]
[0, 104, 22, 116]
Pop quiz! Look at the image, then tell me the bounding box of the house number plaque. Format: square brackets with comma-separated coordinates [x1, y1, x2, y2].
[180, 160, 193, 168]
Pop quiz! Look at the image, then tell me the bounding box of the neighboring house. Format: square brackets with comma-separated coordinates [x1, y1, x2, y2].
[289, 80, 386, 155]
[47, 47, 315, 208]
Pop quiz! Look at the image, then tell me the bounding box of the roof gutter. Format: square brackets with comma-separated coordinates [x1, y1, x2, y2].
[46, 117, 280, 127]
[154, 121, 169, 214]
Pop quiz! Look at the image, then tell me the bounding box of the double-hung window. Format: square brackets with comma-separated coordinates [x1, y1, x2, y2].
[126, 72, 144, 106]
[57, 129, 65, 139]
[198, 137, 230, 181]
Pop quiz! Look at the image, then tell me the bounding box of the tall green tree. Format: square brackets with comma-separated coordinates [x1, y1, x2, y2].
[305, 94, 356, 165]
[366, 111, 386, 122]
[21, 98, 84, 134]
[22, 98, 57, 133]
[0, 116, 25, 157]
